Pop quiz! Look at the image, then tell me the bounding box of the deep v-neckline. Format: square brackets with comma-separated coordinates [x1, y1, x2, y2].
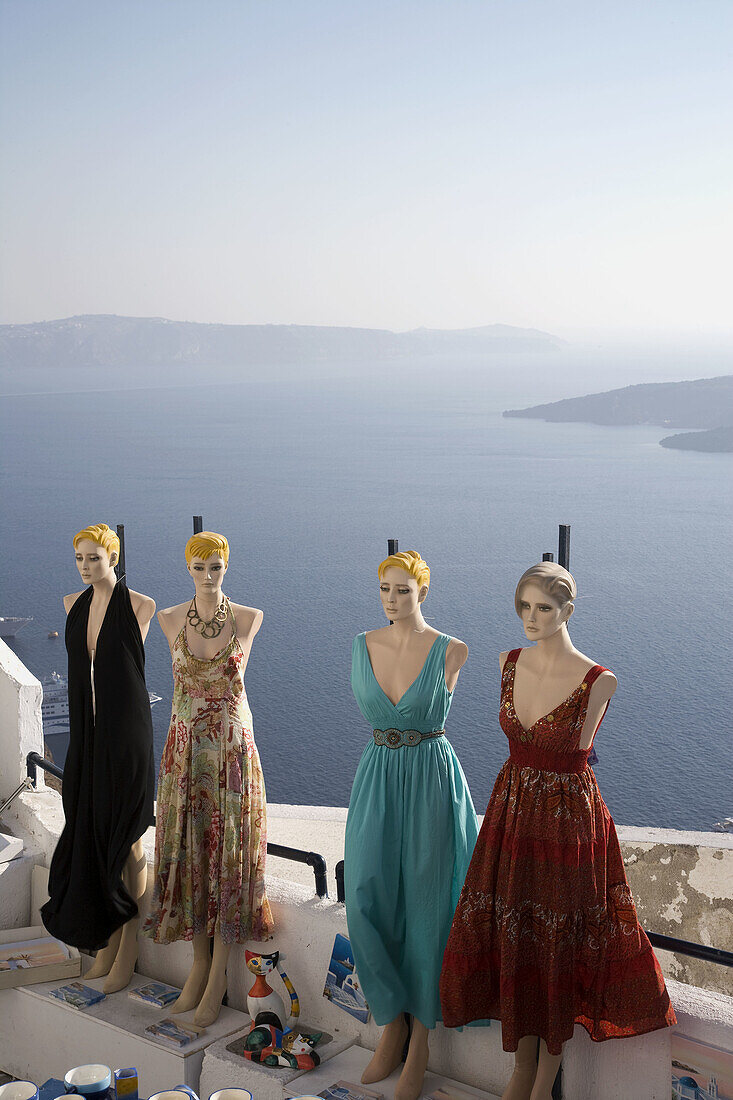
[508, 653, 594, 735]
[363, 632, 443, 709]
[83, 583, 118, 662]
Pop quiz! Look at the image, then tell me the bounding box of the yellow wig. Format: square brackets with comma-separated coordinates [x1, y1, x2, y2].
[378, 550, 430, 590]
[72, 523, 119, 560]
[185, 531, 230, 564]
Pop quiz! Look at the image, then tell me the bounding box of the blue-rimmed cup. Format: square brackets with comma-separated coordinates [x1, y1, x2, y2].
[64, 1066, 112, 1096]
[208, 1091, 253, 1100]
[0, 1082, 39, 1100]
[148, 1091, 196, 1100]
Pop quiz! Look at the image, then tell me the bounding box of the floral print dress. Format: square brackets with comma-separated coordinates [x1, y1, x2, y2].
[144, 615, 273, 945]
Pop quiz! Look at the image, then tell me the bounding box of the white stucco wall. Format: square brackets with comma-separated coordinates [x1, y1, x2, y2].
[0, 638, 43, 803]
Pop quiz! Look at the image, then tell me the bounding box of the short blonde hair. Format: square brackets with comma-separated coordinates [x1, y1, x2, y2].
[73, 523, 119, 561]
[185, 531, 230, 565]
[514, 562, 576, 616]
[378, 550, 430, 590]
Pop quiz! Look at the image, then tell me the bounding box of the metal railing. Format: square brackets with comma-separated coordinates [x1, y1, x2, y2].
[25, 751, 328, 898]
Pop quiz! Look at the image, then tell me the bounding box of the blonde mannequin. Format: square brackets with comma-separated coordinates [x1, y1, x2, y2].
[345, 551, 479, 1100]
[42, 524, 155, 994]
[144, 532, 273, 1027]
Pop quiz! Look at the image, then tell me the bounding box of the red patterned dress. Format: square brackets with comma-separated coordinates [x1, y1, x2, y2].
[439, 648, 675, 1055]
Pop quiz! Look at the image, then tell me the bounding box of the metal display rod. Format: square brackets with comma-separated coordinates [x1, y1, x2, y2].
[116, 524, 126, 581]
[558, 524, 571, 570]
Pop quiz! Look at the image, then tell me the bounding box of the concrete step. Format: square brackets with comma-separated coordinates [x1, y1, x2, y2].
[200, 1040, 501, 1100]
[280, 1046, 501, 1100]
[200, 1027, 356, 1100]
[0, 853, 34, 928]
[0, 970, 249, 1095]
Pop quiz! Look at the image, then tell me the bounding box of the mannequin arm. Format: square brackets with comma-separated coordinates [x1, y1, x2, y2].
[129, 591, 156, 643]
[158, 605, 187, 651]
[578, 670, 617, 751]
[445, 638, 468, 693]
[63, 591, 84, 614]
[232, 604, 264, 662]
[498, 649, 512, 676]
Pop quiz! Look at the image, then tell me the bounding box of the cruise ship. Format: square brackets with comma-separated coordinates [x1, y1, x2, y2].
[0, 616, 33, 639]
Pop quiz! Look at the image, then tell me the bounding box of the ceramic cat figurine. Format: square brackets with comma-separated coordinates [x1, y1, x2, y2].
[245, 948, 300, 1030]
[243, 1023, 323, 1069]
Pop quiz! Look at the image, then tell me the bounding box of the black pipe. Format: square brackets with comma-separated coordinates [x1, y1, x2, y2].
[387, 538, 398, 556]
[542, 552, 554, 562]
[27, 751, 63, 785]
[193, 515, 203, 534]
[336, 859, 345, 903]
[267, 842, 328, 898]
[647, 931, 733, 968]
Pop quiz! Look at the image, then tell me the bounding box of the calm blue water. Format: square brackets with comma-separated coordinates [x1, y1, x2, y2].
[1, 355, 731, 830]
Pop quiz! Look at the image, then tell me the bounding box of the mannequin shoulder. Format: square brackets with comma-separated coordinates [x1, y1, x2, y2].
[363, 626, 390, 650]
[128, 589, 156, 623]
[229, 602, 264, 639]
[589, 668, 618, 702]
[574, 648, 617, 700]
[445, 636, 468, 673]
[498, 648, 518, 674]
[158, 602, 188, 629]
[63, 591, 84, 613]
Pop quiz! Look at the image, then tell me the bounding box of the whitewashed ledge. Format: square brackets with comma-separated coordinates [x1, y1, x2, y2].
[2, 638, 733, 1098]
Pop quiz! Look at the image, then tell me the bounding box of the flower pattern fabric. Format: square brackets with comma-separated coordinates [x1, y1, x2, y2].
[439, 648, 675, 1055]
[143, 625, 273, 945]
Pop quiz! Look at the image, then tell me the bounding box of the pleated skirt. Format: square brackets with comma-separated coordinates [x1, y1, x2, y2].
[344, 736, 478, 1029]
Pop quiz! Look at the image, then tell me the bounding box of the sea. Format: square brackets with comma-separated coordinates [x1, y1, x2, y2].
[1, 345, 731, 832]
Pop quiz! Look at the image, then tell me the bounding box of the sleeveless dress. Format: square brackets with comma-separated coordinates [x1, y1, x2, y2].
[42, 582, 155, 950]
[143, 610, 273, 944]
[440, 648, 676, 1054]
[344, 632, 479, 1030]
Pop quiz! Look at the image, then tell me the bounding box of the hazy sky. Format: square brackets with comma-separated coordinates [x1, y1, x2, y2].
[1, 0, 732, 335]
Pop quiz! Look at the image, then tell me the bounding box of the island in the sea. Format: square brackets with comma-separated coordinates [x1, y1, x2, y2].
[504, 375, 733, 452]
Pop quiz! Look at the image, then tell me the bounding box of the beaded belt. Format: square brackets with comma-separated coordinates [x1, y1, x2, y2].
[373, 728, 445, 748]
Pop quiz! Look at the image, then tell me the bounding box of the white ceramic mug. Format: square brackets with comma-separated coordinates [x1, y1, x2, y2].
[0, 1082, 39, 1100]
[64, 1066, 112, 1096]
[148, 1092, 196, 1100]
[209, 1091, 253, 1100]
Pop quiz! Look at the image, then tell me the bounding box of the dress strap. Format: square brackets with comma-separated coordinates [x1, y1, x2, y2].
[577, 664, 612, 750]
[505, 648, 522, 666]
[584, 664, 608, 689]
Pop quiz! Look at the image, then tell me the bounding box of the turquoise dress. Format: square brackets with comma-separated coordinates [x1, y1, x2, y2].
[344, 632, 479, 1030]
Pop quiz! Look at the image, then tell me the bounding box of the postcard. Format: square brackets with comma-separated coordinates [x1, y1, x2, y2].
[323, 933, 370, 1023]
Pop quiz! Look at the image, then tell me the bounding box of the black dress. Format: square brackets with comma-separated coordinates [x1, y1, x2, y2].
[41, 582, 155, 949]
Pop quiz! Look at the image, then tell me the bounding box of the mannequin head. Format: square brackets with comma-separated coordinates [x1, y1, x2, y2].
[377, 551, 430, 622]
[73, 524, 119, 585]
[514, 562, 576, 641]
[185, 531, 229, 596]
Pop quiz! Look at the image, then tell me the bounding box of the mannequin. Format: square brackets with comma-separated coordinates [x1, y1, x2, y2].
[344, 551, 479, 1100]
[41, 524, 155, 994]
[440, 563, 675, 1100]
[143, 531, 273, 1028]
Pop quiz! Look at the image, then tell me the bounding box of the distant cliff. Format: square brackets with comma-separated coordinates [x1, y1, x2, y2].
[660, 425, 733, 452]
[504, 376, 733, 451]
[0, 315, 564, 370]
